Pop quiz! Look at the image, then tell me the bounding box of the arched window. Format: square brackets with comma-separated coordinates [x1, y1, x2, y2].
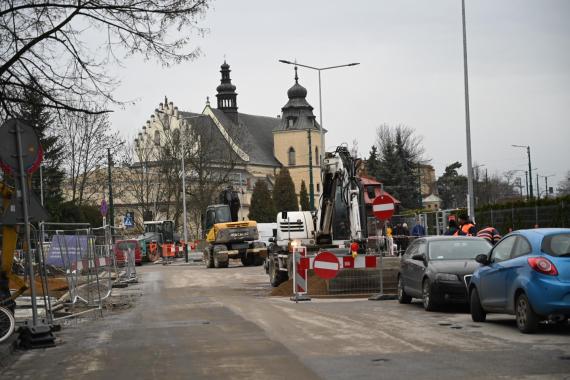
[315, 146, 319, 165]
[172, 128, 180, 144]
[288, 147, 296, 166]
[154, 130, 160, 146]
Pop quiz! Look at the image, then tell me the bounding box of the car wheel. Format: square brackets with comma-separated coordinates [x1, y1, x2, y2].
[397, 275, 412, 304]
[516, 293, 539, 334]
[470, 288, 486, 322]
[422, 279, 437, 311]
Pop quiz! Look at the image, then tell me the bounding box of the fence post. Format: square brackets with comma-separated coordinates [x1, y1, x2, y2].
[369, 222, 395, 301]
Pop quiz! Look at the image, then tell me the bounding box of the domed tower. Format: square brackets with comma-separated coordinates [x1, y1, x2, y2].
[216, 61, 238, 123]
[273, 66, 324, 207]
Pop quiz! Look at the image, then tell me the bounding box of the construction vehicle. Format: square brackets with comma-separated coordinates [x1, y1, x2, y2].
[203, 188, 267, 268]
[265, 146, 369, 286]
[136, 220, 178, 262]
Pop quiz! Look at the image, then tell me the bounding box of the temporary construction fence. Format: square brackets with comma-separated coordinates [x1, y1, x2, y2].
[40, 223, 115, 318]
[289, 239, 400, 300]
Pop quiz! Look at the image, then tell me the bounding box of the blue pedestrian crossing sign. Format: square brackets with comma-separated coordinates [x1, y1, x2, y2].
[124, 211, 135, 228]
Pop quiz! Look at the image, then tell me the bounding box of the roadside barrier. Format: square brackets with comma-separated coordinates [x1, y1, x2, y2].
[290, 247, 398, 300]
[162, 243, 175, 265]
[291, 246, 310, 302]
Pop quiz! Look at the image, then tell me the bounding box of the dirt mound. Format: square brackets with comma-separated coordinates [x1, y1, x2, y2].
[10, 276, 69, 297]
[270, 272, 329, 297]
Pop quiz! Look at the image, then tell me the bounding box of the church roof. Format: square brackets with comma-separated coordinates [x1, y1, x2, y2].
[275, 67, 322, 132]
[209, 108, 282, 167]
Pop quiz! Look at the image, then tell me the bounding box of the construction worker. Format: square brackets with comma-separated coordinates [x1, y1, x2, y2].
[477, 227, 502, 245]
[454, 214, 477, 236]
[445, 219, 460, 236]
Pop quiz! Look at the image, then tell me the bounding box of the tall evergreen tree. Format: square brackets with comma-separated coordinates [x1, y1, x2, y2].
[299, 180, 310, 211]
[375, 124, 426, 209]
[248, 180, 276, 222]
[437, 162, 467, 209]
[366, 145, 381, 179]
[17, 83, 65, 220]
[273, 168, 298, 211]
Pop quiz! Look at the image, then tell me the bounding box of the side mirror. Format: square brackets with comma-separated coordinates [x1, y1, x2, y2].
[412, 253, 425, 262]
[268, 237, 275, 243]
[475, 254, 489, 265]
[281, 211, 288, 220]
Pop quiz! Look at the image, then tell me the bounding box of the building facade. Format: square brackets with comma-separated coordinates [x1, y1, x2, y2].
[130, 61, 325, 226]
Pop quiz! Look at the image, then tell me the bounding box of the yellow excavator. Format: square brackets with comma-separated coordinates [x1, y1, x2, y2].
[0, 181, 28, 308]
[203, 188, 266, 268]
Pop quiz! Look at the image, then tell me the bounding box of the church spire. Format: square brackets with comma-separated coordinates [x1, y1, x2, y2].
[216, 60, 238, 123]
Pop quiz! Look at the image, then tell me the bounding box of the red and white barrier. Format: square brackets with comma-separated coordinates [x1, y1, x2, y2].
[293, 246, 308, 295]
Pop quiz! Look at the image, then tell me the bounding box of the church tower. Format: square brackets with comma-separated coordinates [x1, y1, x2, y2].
[215, 61, 238, 123]
[273, 67, 325, 208]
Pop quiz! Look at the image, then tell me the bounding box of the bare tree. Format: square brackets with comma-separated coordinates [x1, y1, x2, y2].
[59, 111, 122, 205]
[0, 0, 210, 119]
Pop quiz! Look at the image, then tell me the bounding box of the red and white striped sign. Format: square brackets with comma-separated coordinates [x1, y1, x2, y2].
[313, 251, 340, 279]
[372, 195, 395, 221]
[293, 246, 308, 294]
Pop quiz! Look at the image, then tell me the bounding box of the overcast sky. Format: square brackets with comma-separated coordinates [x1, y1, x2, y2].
[110, 0, 570, 192]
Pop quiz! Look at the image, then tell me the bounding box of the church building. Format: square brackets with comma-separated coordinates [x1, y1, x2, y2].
[134, 61, 325, 221]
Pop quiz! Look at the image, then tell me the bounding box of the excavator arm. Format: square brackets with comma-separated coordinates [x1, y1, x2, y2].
[315, 146, 366, 246]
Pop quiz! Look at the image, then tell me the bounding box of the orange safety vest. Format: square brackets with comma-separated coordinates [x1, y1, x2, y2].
[453, 223, 475, 236]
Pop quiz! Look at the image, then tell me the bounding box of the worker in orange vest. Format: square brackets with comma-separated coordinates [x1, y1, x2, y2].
[454, 214, 477, 236]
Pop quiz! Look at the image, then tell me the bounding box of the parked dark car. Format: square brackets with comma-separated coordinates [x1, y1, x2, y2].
[469, 228, 570, 333]
[398, 236, 492, 311]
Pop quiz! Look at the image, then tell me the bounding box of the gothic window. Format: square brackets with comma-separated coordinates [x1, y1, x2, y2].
[154, 130, 160, 146]
[317, 183, 320, 192]
[288, 147, 296, 166]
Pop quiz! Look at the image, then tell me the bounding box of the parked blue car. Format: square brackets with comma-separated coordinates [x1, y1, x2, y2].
[469, 228, 570, 333]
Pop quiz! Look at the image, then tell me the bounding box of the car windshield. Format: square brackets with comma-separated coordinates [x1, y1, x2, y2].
[429, 239, 491, 260]
[542, 233, 570, 257]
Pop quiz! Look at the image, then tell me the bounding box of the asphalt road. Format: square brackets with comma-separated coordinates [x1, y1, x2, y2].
[2, 259, 570, 379]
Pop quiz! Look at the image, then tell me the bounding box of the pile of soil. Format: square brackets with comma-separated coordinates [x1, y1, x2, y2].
[270, 272, 329, 297]
[9, 276, 69, 298]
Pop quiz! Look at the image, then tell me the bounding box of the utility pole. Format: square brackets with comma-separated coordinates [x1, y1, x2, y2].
[461, 0, 475, 220]
[524, 171, 529, 200]
[536, 173, 540, 200]
[107, 147, 115, 239]
[512, 145, 534, 199]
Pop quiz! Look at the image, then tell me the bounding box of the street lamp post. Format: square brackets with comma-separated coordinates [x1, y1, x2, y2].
[512, 145, 533, 199]
[461, 0, 475, 221]
[278, 59, 360, 209]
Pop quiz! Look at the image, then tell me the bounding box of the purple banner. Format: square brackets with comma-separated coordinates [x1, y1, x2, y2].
[46, 235, 89, 267]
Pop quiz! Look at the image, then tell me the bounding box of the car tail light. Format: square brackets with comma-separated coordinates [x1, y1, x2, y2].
[527, 257, 558, 276]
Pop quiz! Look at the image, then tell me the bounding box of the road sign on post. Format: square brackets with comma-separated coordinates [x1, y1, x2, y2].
[313, 251, 340, 280]
[372, 196, 394, 221]
[100, 199, 108, 217]
[124, 211, 134, 228]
